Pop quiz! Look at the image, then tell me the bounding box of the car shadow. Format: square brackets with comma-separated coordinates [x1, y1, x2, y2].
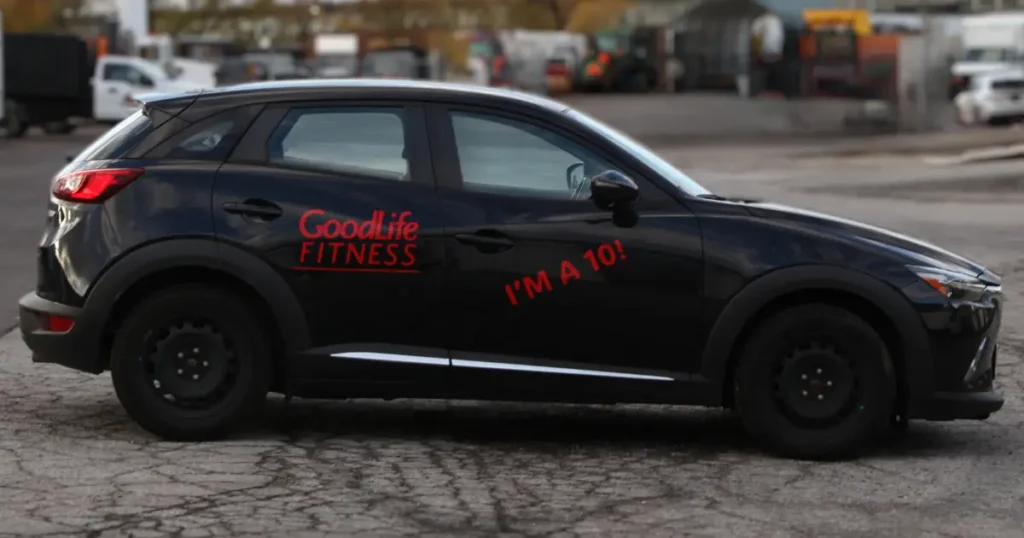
[254, 397, 758, 454]
[244, 397, 995, 460]
[42, 395, 1001, 460]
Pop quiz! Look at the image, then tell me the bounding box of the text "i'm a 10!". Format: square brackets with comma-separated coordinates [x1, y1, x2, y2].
[504, 239, 626, 306]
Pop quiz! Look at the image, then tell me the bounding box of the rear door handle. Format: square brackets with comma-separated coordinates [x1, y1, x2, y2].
[454, 231, 515, 251]
[222, 200, 283, 220]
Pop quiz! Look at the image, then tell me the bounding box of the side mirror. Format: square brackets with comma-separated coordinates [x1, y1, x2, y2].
[590, 170, 639, 210]
[565, 162, 585, 190]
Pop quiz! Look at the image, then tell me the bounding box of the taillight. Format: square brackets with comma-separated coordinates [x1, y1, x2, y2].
[52, 168, 145, 203]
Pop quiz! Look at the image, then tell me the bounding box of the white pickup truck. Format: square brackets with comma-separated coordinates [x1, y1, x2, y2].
[91, 53, 209, 124]
[1, 16, 210, 137]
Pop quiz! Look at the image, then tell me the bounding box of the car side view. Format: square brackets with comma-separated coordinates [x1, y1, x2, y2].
[18, 80, 1004, 460]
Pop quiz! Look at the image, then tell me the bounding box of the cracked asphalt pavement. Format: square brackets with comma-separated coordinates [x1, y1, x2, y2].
[1, 125, 1023, 538]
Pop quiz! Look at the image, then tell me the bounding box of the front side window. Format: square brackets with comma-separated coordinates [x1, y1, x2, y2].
[450, 111, 614, 199]
[267, 107, 409, 181]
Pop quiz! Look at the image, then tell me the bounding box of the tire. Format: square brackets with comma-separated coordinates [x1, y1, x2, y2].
[3, 100, 28, 139]
[42, 120, 76, 135]
[110, 284, 273, 441]
[733, 304, 896, 460]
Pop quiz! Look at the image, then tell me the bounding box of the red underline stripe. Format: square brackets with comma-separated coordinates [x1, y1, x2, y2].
[292, 266, 420, 274]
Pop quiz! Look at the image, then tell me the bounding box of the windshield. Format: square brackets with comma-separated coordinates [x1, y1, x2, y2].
[964, 47, 1015, 62]
[565, 109, 711, 197]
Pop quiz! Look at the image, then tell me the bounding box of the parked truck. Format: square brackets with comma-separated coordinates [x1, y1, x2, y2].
[951, 12, 1024, 98]
[1, 12, 95, 138]
[0, 10, 211, 138]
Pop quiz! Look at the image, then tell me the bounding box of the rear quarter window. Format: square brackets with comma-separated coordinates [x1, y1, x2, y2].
[75, 111, 154, 161]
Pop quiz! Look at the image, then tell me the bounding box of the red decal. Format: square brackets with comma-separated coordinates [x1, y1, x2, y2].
[560, 260, 581, 285]
[295, 209, 421, 274]
[522, 270, 553, 299]
[504, 240, 627, 304]
[505, 284, 519, 306]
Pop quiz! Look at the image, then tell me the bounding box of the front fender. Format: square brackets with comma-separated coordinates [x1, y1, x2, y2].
[699, 265, 933, 411]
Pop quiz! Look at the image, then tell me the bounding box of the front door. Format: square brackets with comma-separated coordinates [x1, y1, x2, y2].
[213, 101, 449, 384]
[428, 105, 705, 400]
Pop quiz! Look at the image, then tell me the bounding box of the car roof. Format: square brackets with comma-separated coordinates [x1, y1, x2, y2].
[142, 78, 572, 116]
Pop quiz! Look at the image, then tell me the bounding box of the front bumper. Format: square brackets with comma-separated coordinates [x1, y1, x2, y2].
[18, 291, 105, 374]
[906, 281, 1005, 421]
[915, 389, 1004, 421]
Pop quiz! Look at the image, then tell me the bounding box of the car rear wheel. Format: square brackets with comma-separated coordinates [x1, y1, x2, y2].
[733, 304, 896, 460]
[110, 285, 272, 441]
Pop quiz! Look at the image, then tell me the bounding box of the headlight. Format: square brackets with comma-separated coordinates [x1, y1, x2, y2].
[908, 265, 988, 301]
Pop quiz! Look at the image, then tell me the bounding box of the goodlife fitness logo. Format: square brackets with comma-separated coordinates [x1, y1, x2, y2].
[295, 209, 419, 274]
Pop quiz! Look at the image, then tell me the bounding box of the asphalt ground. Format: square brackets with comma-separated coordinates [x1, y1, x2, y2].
[1, 117, 1023, 537]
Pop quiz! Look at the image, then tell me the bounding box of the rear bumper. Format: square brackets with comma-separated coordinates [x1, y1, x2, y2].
[18, 291, 105, 374]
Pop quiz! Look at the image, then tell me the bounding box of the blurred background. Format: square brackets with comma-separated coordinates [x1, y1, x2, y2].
[5, 0, 1024, 140]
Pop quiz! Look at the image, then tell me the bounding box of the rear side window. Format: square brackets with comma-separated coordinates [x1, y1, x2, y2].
[75, 110, 154, 161]
[145, 106, 262, 162]
[164, 119, 236, 159]
[267, 106, 409, 181]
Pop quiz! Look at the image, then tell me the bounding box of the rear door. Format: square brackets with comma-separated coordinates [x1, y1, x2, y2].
[213, 100, 450, 385]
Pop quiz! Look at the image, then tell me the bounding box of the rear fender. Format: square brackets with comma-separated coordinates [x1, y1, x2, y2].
[85, 238, 311, 355]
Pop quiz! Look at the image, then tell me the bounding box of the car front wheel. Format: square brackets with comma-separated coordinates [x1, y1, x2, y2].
[110, 284, 273, 441]
[733, 303, 896, 460]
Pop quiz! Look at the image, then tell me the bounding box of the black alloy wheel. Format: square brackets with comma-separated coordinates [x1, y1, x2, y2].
[734, 303, 896, 460]
[110, 285, 272, 441]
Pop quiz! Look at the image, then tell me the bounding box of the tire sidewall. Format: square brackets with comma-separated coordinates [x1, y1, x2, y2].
[110, 286, 272, 439]
[735, 304, 896, 459]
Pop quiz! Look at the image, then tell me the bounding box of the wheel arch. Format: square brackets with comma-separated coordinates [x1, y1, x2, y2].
[700, 265, 933, 413]
[86, 239, 311, 384]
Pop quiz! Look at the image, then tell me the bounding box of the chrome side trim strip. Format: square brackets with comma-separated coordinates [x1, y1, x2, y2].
[332, 352, 449, 366]
[451, 359, 674, 381]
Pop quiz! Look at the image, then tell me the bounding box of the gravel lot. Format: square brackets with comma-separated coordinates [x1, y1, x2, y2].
[1, 118, 1022, 537]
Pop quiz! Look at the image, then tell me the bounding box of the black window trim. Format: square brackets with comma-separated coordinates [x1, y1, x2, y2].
[227, 99, 435, 188]
[426, 102, 673, 204]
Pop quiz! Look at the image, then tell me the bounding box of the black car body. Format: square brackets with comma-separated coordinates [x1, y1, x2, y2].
[18, 80, 1004, 459]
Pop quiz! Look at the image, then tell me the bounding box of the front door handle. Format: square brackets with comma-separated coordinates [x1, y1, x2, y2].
[454, 230, 515, 252]
[222, 199, 283, 220]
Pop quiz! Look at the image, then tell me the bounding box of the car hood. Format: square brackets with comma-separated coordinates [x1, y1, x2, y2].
[744, 202, 998, 282]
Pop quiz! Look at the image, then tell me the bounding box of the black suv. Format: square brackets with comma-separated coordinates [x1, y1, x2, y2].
[19, 80, 1004, 459]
